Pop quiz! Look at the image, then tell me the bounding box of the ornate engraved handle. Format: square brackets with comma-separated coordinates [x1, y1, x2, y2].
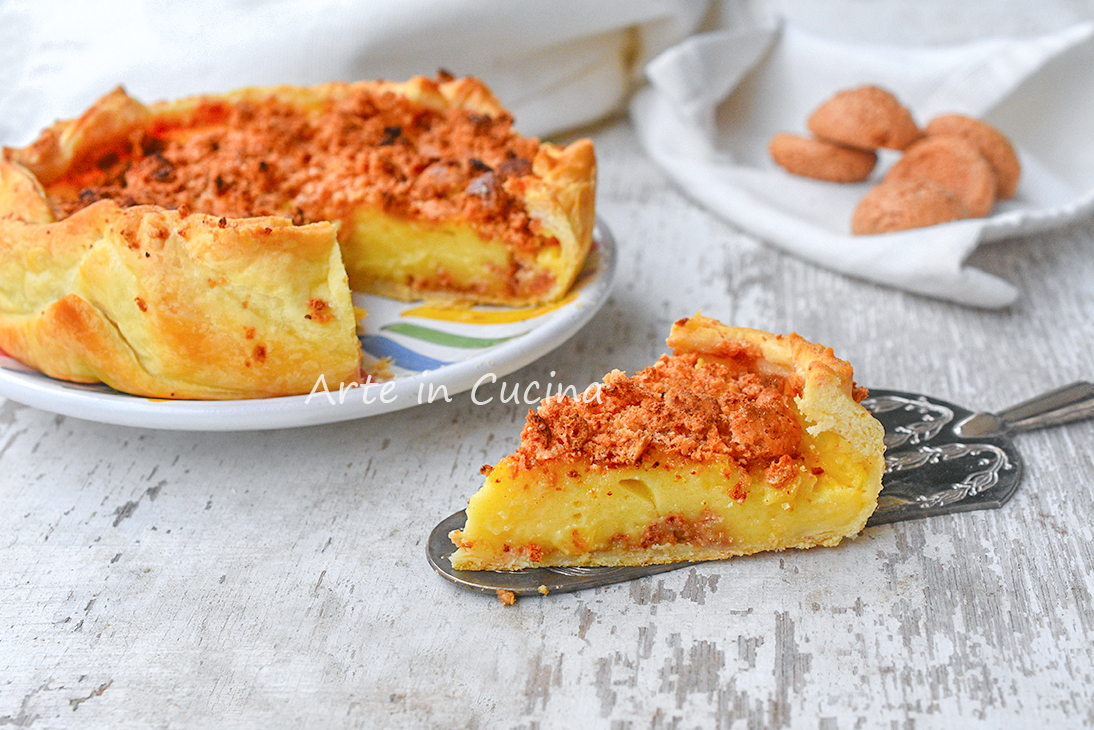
[863, 383, 1093, 526]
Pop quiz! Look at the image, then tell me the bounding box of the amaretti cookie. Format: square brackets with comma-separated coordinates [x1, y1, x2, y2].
[769, 132, 877, 182]
[851, 178, 969, 235]
[770, 85, 1021, 235]
[883, 135, 997, 218]
[923, 114, 1021, 199]
[807, 85, 921, 152]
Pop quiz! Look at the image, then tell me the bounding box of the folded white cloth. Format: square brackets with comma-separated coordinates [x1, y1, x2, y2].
[0, 0, 707, 144]
[630, 20, 1094, 307]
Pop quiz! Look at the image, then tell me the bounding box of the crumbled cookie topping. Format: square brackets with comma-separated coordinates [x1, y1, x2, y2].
[46, 81, 544, 252]
[513, 349, 805, 472]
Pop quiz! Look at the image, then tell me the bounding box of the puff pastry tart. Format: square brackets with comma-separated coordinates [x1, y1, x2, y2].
[0, 74, 596, 399]
[449, 314, 885, 570]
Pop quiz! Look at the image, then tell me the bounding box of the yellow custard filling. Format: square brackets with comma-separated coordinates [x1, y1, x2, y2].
[453, 422, 876, 569]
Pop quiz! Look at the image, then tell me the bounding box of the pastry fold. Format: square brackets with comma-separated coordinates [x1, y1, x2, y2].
[0, 160, 358, 399]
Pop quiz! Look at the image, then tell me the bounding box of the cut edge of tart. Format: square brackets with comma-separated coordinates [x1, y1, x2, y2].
[0, 74, 596, 399]
[448, 314, 885, 570]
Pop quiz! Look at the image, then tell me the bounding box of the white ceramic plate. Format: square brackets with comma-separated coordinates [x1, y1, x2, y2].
[0, 221, 616, 431]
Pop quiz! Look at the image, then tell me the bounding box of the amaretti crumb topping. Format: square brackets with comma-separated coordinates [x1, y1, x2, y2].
[43, 76, 545, 253]
[513, 349, 805, 473]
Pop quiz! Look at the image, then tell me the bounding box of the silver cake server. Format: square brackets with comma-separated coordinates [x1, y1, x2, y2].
[428, 382, 1094, 597]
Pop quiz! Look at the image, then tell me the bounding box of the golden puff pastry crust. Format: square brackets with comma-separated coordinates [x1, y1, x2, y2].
[0, 74, 597, 399]
[0, 165, 359, 399]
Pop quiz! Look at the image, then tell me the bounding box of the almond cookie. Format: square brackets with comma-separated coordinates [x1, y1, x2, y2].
[924, 114, 1020, 199]
[807, 86, 921, 151]
[768, 132, 877, 182]
[883, 136, 997, 218]
[852, 178, 969, 235]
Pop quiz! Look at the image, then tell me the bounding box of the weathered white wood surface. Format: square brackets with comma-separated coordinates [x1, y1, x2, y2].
[3, 3, 1094, 728]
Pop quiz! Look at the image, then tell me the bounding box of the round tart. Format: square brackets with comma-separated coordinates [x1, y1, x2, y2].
[0, 75, 596, 399]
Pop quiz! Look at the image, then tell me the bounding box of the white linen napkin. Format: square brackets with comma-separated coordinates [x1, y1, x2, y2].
[0, 0, 708, 145]
[630, 20, 1094, 307]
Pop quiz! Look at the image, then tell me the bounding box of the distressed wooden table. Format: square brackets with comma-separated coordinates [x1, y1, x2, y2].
[3, 3, 1094, 728]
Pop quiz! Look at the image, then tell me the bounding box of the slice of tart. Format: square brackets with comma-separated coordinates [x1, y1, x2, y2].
[449, 314, 885, 570]
[0, 73, 595, 398]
